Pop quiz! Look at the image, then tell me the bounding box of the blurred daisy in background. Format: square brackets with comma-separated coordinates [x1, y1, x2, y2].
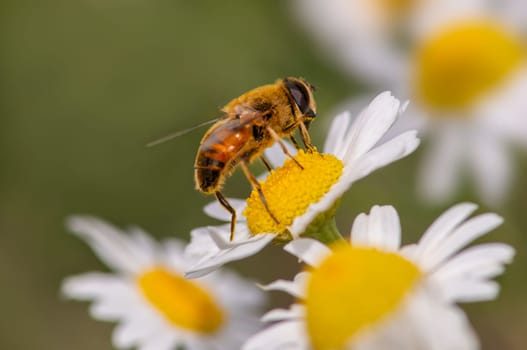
[61, 216, 266, 350]
[293, 0, 527, 206]
[185, 92, 419, 278]
[243, 203, 514, 350]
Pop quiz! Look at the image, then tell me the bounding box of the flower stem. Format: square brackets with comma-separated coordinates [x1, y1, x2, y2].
[310, 218, 345, 245]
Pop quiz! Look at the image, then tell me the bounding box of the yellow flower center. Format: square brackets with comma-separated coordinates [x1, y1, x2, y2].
[243, 151, 344, 238]
[414, 20, 525, 112]
[305, 244, 421, 350]
[137, 267, 224, 333]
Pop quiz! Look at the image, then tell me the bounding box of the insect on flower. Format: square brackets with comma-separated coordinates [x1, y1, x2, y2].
[149, 77, 317, 240]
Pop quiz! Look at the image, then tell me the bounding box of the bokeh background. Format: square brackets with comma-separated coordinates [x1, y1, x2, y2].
[2, 1, 526, 349]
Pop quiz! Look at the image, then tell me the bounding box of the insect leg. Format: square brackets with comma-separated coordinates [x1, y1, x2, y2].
[299, 122, 315, 153]
[266, 126, 304, 169]
[289, 135, 301, 150]
[240, 161, 280, 225]
[215, 191, 237, 241]
[260, 155, 273, 172]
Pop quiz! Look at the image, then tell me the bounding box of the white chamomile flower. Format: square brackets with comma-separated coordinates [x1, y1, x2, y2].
[61, 216, 266, 350]
[294, 0, 527, 206]
[185, 92, 420, 278]
[291, 0, 519, 87]
[411, 19, 527, 206]
[243, 203, 514, 350]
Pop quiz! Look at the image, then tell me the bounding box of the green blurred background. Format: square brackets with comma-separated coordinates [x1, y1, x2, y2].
[1, 1, 526, 349]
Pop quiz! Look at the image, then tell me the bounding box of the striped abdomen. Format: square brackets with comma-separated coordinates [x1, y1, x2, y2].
[194, 119, 252, 193]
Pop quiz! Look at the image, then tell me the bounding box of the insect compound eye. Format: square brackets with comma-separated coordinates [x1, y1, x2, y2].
[284, 79, 316, 118]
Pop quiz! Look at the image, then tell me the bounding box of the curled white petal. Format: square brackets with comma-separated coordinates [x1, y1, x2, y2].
[258, 272, 310, 299]
[261, 304, 305, 322]
[185, 231, 275, 279]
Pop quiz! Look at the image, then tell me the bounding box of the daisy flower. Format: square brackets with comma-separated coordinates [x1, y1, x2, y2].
[243, 203, 514, 350]
[293, 0, 527, 205]
[185, 92, 420, 278]
[61, 216, 266, 350]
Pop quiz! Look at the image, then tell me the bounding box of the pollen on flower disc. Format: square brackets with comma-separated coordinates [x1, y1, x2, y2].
[243, 150, 344, 237]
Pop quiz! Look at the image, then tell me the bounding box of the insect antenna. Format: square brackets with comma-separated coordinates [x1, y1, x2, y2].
[147, 118, 220, 147]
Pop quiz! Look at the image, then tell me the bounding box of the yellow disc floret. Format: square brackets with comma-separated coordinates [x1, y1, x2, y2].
[244, 150, 344, 238]
[414, 20, 525, 112]
[305, 244, 421, 350]
[137, 267, 224, 333]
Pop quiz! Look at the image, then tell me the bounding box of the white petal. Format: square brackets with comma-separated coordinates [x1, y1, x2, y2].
[347, 130, 420, 182]
[61, 272, 130, 300]
[477, 67, 527, 146]
[418, 125, 465, 204]
[202, 268, 267, 309]
[185, 223, 253, 261]
[127, 226, 159, 266]
[261, 304, 304, 322]
[351, 286, 479, 350]
[430, 243, 514, 302]
[436, 280, 501, 303]
[432, 243, 515, 282]
[258, 272, 310, 298]
[242, 321, 308, 350]
[399, 243, 419, 260]
[323, 111, 351, 155]
[283, 238, 331, 266]
[350, 205, 401, 251]
[112, 316, 168, 349]
[468, 130, 512, 206]
[162, 238, 192, 270]
[89, 294, 144, 321]
[341, 92, 401, 164]
[62, 273, 146, 321]
[206, 225, 262, 249]
[204, 198, 247, 222]
[184, 225, 225, 260]
[414, 203, 478, 260]
[137, 328, 179, 350]
[421, 213, 504, 271]
[220, 309, 268, 348]
[405, 288, 479, 350]
[350, 212, 369, 246]
[66, 216, 150, 274]
[185, 229, 275, 278]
